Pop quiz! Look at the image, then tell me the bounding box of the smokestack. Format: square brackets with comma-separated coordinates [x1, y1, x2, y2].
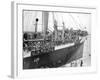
[42, 11, 49, 39]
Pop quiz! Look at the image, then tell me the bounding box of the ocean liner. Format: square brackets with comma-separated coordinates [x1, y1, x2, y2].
[23, 11, 88, 69]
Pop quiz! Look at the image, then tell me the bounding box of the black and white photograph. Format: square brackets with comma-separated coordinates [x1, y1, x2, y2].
[10, 1, 98, 78]
[23, 10, 91, 69]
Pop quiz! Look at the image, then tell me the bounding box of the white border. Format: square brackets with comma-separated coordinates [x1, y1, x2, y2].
[11, 2, 97, 78]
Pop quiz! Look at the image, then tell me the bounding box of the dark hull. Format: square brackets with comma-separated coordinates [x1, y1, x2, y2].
[23, 42, 84, 69]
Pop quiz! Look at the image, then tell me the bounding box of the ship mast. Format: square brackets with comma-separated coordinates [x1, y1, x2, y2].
[52, 12, 58, 41]
[33, 11, 38, 33]
[35, 18, 39, 33]
[62, 21, 65, 43]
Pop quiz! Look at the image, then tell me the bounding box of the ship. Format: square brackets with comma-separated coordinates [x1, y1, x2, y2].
[23, 11, 88, 69]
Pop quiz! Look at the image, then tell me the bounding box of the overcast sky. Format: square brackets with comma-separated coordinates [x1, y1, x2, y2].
[23, 11, 91, 34]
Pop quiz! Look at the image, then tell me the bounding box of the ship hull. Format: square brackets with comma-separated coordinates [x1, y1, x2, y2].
[23, 42, 84, 69]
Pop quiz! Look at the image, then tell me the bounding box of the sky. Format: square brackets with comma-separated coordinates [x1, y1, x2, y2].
[23, 11, 91, 34]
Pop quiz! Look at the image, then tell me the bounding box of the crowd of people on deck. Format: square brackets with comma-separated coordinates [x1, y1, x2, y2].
[23, 28, 88, 56]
